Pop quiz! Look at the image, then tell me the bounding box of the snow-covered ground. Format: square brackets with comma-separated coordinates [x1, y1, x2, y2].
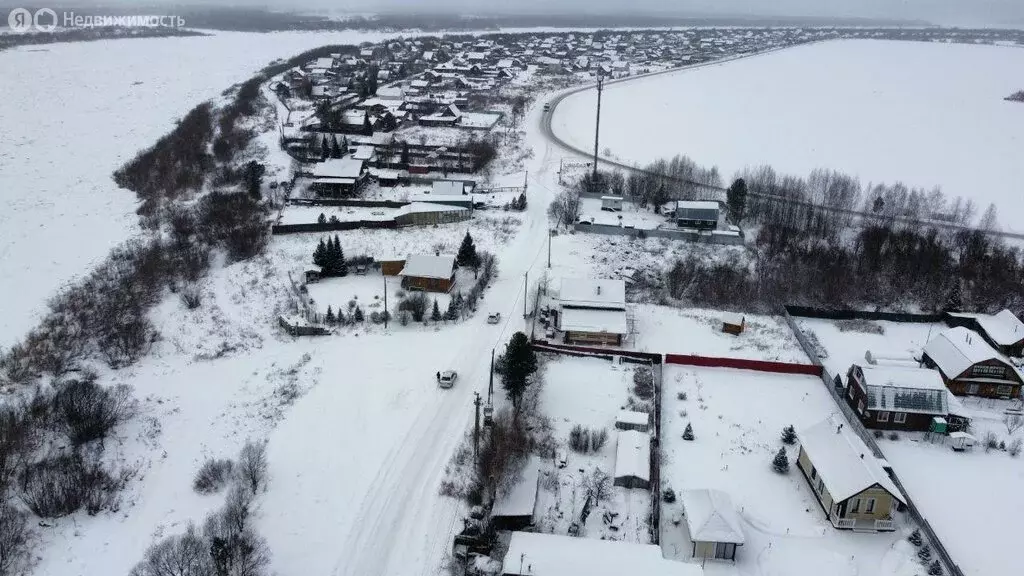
[0, 29, 405, 349]
[534, 355, 653, 544]
[552, 39, 1024, 229]
[578, 197, 667, 230]
[796, 317, 946, 377]
[660, 366, 920, 576]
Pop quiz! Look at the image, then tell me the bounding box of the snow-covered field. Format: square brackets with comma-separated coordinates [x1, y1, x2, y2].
[660, 366, 920, 576]
[0, 29, 403, 349]
[535, 355, 653, 544]
[552, 39, 1024, 228]
[796, 317, 946, 377]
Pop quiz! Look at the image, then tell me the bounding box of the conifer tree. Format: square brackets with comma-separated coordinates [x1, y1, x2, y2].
[781, 425, 797, 445]
[325, 306, 335, 324]
[431, 300, 442, 322]
[313, 238, 328, 269]
[772, 447, 790, 473]
[501, 332, 538, 410]
[457, 232, 479, 268]
[331, 135, 342, 159]
[683, 423, 694, 441]
[318, 212, 327, 224]
[321, 137, 330, 160]
[353, 306, 365, 322]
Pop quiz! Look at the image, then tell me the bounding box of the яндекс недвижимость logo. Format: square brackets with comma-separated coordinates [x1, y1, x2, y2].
[7, 7, 184, 32]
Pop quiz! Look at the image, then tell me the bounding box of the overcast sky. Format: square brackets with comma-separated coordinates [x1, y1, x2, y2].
[48, 1, 1024, 26]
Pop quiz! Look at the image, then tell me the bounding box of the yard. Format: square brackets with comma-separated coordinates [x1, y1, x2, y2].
[577, 197, 668, 231]
[532, 355, 655, 544]
[660, 365, 921, 576]
[796, 317, 946, 377]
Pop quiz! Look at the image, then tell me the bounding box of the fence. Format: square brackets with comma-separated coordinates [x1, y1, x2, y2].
[784, 305, 943, 324]
[530, 340, 663, 364]
[271, 220, 398, 235]
[664, 354, 823, 376]
[287, 198, 409, 208]
[573, 222, 744, 245]
[781, 308, 965, 576]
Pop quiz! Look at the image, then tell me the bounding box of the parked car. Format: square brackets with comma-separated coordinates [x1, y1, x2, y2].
[487, 312, 501, 324]
[543, 102, 551, 112]
[354, 265, 368, 275]
[438, 370, 458, 389]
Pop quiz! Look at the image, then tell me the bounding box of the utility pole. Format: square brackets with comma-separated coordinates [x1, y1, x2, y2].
[523, 170, 528, 194]
[383, 275, 388, 328]
[592, 74, 605, 183]
[523, 272, 529, 318]
[547, 229, 552, 268]
[488, 348, 495, 403]
[558, 158, 564, 186]
[473, 392, 481, 465]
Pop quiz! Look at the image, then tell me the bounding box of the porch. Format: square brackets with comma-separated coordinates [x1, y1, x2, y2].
[832, 517, 894, 532]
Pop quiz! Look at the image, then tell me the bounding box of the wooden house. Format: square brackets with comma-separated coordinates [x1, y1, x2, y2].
[946, 310, 1024, 358]
[615, 410, 650, 433]
[398, 253, 457, 293]
[378, 258, 405, 276]
[556, 278, 628, 346]
[679, 489, 744, 561]
[844, 364, 953, 432]
[613, 430, 650, 490]
[922, 327, 1023, 399]
[674, 201, 719, 230]
[307, 158, 368, 197]
[796, 418, 905, 532]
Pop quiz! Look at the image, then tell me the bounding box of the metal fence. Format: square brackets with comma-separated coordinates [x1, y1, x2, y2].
[573, 222, 744, 245]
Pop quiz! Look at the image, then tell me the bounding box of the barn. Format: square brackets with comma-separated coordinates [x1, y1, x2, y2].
[615, 410, 650, 433]
[922, 327, 1023, 399]
[491, 460, 540, 531]
[613, 430, 650, 490]
[399, 253, 457, 293]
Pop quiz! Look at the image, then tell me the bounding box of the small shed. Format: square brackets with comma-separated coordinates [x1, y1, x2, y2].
[929, 416, 948, 434]
[722, 312, 745, 336]
[492, 461, 540, 530]
[614, 430, 650, 490]
[615, 410, 650, 433]
[680, 489, 745, 561]
[379, 258, 405, 276]
[601, 196, 623, 212]
[304, 268, 322, 284]
[949, 431, 977, 451]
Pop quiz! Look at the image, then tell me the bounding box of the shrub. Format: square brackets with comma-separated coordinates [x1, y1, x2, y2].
[19, 453, 124, 518]
[888, 431, 900, 441]
[682, 423, 694, 441]
[874, 429, 884, 439]
[180, 283, 202, 309]
[677, 391, 687, 401]
[129, 523, 211, 576]
[590, 428, 609, 452]
[918, 544, 932, 561]
[632, 367, 654, 399]
[582, 469, 612, 504]
[0, 503, 34, 576]
[928, 559, 943, 575]
[568, 424, 589, 453]
[193, 458, 234, 495]
[0, 406, 36, 492]
[984, 431, 998, 451]
[662, 487, 676, 503]
[908, 529, 922, 546]
[1009, 438, 1022, 457]
[772, 447, 789, 474]
[237, 440, 268, 494]
[398, 293, 429, 323]
[398, 311, 411, 326]
[52, 375, 136, 446]
[781, 425, 797, 445]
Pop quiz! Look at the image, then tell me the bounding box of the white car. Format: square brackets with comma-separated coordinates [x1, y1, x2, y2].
[487, 312, 501, 324]
[438, 370, 457, 389]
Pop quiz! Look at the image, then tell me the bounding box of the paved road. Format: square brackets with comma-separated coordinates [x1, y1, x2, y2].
[539, 50, 1024, 241]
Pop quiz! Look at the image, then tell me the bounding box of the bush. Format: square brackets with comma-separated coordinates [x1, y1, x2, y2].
[568, 424, 589, 453]
[398, 293, 430, 323]
[781, 425, 797, 445]
[52, 375, 136, 446]
[999, 440, 1006, 451]
[928, 559, 943, 575]
[180, 283, 202, 309]
[662, 487, 676, 503]
[888, 431, 900, 441]
[0, 503, 34, 576]
[632, 367, 654, 399]
[0, 406, 36, 492]
[19, 453, 125, 518]
[129, 523, 211, 576]
[908, 529, 922, 546]
[237, 440, 268, 494]
[1009, 438, 1022, 457]
[590, 428, 609, 452]
[677, 391, 687, 401]
[682, 423, 694, 441]
[918, 544, 932, 561]
[984, 431, 998, 452]
[874, 429, 884, 439]
[193, 458, 234, 494]
[398, 311, 411, 326]
[772, 447, 789, 474]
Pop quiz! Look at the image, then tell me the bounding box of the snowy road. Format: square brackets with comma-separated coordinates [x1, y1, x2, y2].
[260, 101, 560, 576]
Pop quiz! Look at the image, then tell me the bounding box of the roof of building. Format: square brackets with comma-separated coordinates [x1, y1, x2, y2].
[559, 278, 626, 310]
[614, 430, 650, 481]
[723, 312, 744, 326]
[310, 158, 364, 179]
[493, 460, 540, 519]
[948, 310, 1024, 348]
[432, 180, 465, 195]
[351, 145, 375, 161]
[676, 200, 720, 211]
[559, 308, 628, 335]
[856, 365, 949, 416]
[617, 410, 649, 427]
[399, 254, 456, 280]
[923, 327, 1010, 379]
[798, 417, 904, 504]
[680, 489, 745, 545]
[502, 532, 703, 576]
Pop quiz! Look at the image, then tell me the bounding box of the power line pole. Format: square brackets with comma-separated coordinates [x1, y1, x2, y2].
[473, 392, 481, 465]
[383, 275, 388, 328]
[523, 272, 529, 318]
[547, 229, 552, 269]
[592, 74, 605, 182]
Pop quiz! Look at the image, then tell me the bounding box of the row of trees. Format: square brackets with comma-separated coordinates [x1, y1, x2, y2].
[312, 236, 349, 277]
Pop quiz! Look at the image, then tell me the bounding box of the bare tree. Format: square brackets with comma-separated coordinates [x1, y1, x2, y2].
[547, 189, 581, 227]
[236, 440, 268, 494]
[979, 203, 999, 232]
[0, 503, 34, 576]
[129, 523, 211, 576]
[583, 468, 612, 504]
[1005, 414, 1023, 435]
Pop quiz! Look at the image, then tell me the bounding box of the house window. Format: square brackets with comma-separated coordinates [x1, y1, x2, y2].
[997, 385, 1013, 396]
[850, 498, 861, 514]
[967, 383, 980, 394]
[816, 479, 825, 494]
[894, 412, 907, 424]
[857, 400, 865, 414]
[877, 411, 889, 422]
[810, 466, 817, 480]
[972, 364, 1006, 378]
[866, 498, 876, 513]
[848, 384, 855, 399]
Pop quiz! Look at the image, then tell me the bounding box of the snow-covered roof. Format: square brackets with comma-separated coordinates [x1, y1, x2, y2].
[502, 532, 703, 576]
[924, 327, 1009, 379]
[948, 310, 1024, 347]
[396, 202, 468, 216]
[399, 254, 456, 280]
[310, 158, 364, 179]
[377, 86, 404, 100]
[798, 417, 904, 504]
[431, 180, 464, 196]
[559, 278, 626, 310]
[945, 390, 969, 418]
[723, 312, 744, 326]
[676, 200, 720, 210]
[680, 489, 745, 545]
[857, 365, 948, 416]
[493, 460, 539, 519]
[617, 410, 649, 427]
[559, 308, 628, 335]
[351, 146, 374, 161]
[614, 430, 650, 481]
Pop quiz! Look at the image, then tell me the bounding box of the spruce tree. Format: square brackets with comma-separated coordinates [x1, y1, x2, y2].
[401, 141, 410, 165]
[431, 299, 442, 322]
[331, 135, 342, 159]
[457, 232, 479, 268]
[502, 332, 538, 410]
[353, 306, 365, 322]
[908, 529, 923, 547]
[325, 306, 335, 325]
[334, 235, 348, 276]
[313, 238, 328, 269]
[683, 423, 694, 441]
[772, 447, 790, 473]
[444, 297, 459, 321]
[781, 425, 797, 445]
[318, 213, 327, 224]
[363, 112, 372, 135]
[321, 137, 330, 160]
[726, 178, 747, 223]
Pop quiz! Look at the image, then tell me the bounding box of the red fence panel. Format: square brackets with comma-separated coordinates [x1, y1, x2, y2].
[531, 341, 662, 364]
[664, 354, 822, 376]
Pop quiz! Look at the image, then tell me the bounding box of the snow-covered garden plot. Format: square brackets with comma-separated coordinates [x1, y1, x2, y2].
[552, 39, 1024, 229]
[304, 270, 477, 318]
[578, 197, 667, 230]
[660, 366, 920, 576]
[881, 412, 1024, 576]
[0, 29, 401, 348]
[797, 317, 946, 377]
[461, 111, 503, 129]
[633, 305, 808, 362]
[278, 204, 398, 225]
[534, 355, 654, 544]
